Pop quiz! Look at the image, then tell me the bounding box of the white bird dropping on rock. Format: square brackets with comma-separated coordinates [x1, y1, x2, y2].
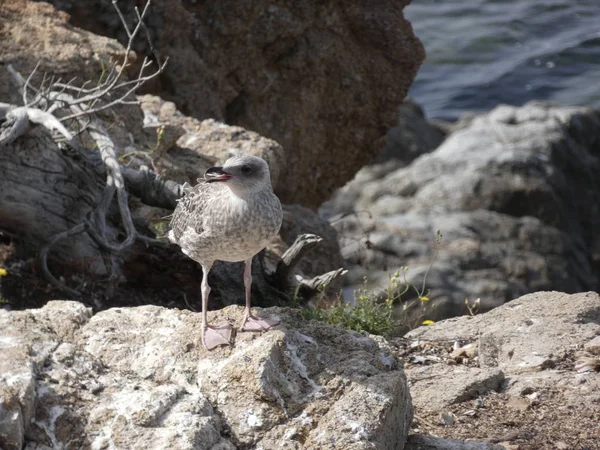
[168, 155, 283, 350]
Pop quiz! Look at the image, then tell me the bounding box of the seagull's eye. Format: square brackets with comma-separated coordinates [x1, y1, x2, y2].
[241, 165, 252, 174]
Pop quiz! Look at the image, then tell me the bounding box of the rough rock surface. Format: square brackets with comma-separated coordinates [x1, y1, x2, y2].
[404, 435, 504, 450]
[401, 291, 600, 449]
[321, 98, 447, 218]
[38, 0, 425, 208]
[326, 102, 600, 323]
[137, 94, 286, 192]
[0, 301, 412, 450]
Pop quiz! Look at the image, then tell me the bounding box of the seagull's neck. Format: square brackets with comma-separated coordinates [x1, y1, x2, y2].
[225, 184, 271, 199]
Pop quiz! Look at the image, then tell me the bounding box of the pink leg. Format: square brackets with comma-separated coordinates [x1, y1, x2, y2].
[241, 258, 280, 332]
[200, 263, 232, 350]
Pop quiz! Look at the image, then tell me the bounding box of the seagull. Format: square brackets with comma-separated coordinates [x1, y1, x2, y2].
[168, 155, 283, 350]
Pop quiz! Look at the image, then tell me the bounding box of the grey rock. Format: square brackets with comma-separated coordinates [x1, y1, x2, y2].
[407, 291, 600, 374]
[328, 102, 600, 324]
[0, 301, 412, 450]
[383, 99, 448, 164]
[402, 291, 600, 449]
[405, 434, 505, 450]
[583, 335, 600, 355]
[408, 365, 504, 412]
[406, 291, 600, 421]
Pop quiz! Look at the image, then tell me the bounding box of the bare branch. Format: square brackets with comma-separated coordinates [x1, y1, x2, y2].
[299, 268, 348, 293]
[80, 114, 138, 253]
[25, 108, 74, 141]
[6, 64, 26, 90]
[57, 58, 168, 121]
[22, 60, 41, 106]
[0, 112, 29, 146]
[0, 102, 14, 119]
[135, 3, 163, 67]
[121, 165, 186, 209]
[37, 223, 88, 298]
[54, 0, 157, 113]
[275, 234, 323, 289]
[112, 0, 133, 39]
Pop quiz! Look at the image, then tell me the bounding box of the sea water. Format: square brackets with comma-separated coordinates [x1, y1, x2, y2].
[405, 0, 600, 120]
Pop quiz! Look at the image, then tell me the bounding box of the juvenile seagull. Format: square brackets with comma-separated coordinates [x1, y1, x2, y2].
[168, 155, 283, 350]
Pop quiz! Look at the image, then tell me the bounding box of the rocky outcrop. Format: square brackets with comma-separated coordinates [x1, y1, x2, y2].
[37, 0, 425, 208]
[137, 95, 287, 191]
[401, 291, 600, 449]
[326, 102, 600, 324]
[3, 292, 597, 449]
[0, 301, 412, 450]
[320, 98, 447, 218]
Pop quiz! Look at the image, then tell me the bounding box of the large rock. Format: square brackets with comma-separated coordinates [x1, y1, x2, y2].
[39, 0, 425, 208]
[0, 301, 412, 449]
[401, 291, 600, 449]
[137, 94, 286, 192]
[327, 102, 600, 324]
[321, 98, 448, 218]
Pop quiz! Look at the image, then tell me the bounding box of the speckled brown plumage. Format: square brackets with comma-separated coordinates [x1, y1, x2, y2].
[168, 155, 283, 350]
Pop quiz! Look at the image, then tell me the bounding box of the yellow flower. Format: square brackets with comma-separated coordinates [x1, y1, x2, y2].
[419, 296, 430, 302]
[422, 320, 435, 326]
[0, 268, 7, 276]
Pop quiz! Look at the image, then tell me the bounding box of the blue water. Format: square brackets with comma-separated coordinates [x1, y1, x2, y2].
[405, 0, 600, 120]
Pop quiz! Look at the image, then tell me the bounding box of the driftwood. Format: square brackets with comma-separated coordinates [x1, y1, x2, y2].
[0, 1, 344, 307]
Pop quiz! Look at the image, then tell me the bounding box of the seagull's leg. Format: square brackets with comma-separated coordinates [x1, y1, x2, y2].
[200, 263, 232, 350]
[241, 257, 280, 332]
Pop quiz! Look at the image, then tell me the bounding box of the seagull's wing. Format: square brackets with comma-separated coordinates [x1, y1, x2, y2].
[169, 182, 213, 243]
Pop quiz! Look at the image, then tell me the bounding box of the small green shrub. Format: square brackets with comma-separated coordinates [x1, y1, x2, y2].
[302, 230, 443, 337]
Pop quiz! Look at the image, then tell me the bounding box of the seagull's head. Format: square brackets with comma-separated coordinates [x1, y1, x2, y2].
[205, 155, 273, 195]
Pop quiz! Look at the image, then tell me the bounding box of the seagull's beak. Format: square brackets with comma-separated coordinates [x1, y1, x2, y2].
[205, 166, 233, 183]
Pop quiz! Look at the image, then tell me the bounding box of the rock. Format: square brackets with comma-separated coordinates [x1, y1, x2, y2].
[406, 291, 600, 403]
[405, 434, 505, 450]
[382, 98, 448, 164]
[440, 412, 456, 426]
[408, 292, 600, 375]
[328, 102, 600, 324]
[584, 335, 600, 355]
[320, 98, 447, 219]
[0, 301, 412, 449]
[408, 365, 504, 412]
[506, 395, 530, 412]
[401, 291, 600, 448]
[138, 95, 286, 191]
[41, 0, 425, 208]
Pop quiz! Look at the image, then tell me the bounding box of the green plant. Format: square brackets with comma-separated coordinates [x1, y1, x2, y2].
[302, 279, 398, 337]
[119, 124, 166, 170]
[302, 230, 443, 337]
